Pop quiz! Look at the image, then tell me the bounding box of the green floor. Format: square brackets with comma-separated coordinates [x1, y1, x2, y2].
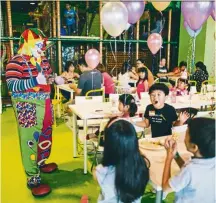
[1, 108, 175, 203]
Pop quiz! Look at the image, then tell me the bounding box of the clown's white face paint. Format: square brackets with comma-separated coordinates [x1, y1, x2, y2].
[31, 40, 44, 58]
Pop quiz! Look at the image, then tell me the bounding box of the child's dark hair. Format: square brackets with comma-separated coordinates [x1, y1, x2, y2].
[102, 120, 149, 203]
[64, 61, 75, 72]
[149, 83, 169, 96]
[195, 61, 208, 76]
[179, 61, 187, 68]
[188, 117, 215, 158]
[121, 61, 132, 74]
[137, 58, 145, 64]
[77, 57, 88, 67]
[119, 94, 137, 117]
[138, 67, 148, 80]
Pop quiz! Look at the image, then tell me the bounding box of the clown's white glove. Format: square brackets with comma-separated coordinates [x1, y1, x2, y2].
[36, 72, 47, 85]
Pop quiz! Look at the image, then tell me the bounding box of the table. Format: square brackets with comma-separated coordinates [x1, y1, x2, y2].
[139, 132, 191, 203]
[69, 102, 145, 174]
[69, 93, 215, 174]
[56, 84, 74, 117]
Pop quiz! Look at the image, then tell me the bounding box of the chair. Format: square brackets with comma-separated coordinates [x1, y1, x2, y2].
[52, 84, 64, 128]
[188, 80, 197, 87]
[85, 88, 105, 102]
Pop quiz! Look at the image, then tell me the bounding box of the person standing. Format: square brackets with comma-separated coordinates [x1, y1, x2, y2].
[6, 29, 57, 196]
[64, 2, 79, 35]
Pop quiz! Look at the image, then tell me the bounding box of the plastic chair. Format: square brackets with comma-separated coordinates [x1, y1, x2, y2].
[52, 84, 64, 128]
[85, 88, 105, 102]
[188, 80, 197, 87]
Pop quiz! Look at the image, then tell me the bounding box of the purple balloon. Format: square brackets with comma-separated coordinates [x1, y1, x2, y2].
[55, 76, 65, 85]
[182, 2, 212, 31]
[184, 21, 202, 38]
[122, 1, 145, 24]
[211, 1, 215, 21]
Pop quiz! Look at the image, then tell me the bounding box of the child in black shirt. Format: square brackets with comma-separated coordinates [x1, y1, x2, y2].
[134, 83, 189, 137]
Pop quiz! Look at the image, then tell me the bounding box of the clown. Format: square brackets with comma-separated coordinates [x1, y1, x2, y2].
[6, 28, 57, 196]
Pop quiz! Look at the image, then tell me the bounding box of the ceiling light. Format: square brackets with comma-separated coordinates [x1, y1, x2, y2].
[30, 2, 35, 5]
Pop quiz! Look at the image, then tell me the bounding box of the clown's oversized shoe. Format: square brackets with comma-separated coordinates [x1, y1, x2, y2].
[31, 184, 51, 197]
[40, 162, 58, 173]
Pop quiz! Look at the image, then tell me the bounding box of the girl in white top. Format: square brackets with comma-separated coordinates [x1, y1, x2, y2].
[93, 119, 149, 203]
[118, 61, 138, 87]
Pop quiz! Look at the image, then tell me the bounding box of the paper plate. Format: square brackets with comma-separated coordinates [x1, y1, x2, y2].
[139, 140, 164, 151]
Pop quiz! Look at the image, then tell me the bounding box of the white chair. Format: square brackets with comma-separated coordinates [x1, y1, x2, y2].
[74, 96, 105, 129]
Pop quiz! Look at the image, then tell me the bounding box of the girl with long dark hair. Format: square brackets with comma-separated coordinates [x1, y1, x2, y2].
[94, 119, 149, 203]
[192, 61, 209, 92]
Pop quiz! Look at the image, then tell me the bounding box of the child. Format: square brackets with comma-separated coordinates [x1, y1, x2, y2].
[93, 119, 149, 202]
[136, 67, 149, 99]
[176, 78, 189, 96]
[162, 117, 215, 203]
[134, 83, 189, 137]
[87, 94, 137, 140]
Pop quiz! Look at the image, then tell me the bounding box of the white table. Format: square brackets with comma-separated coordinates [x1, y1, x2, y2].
[139, 132, 191, 203]
[56, 84, 74, 117]
[69, 93, 215, 174]
[69, 102, 145, 174]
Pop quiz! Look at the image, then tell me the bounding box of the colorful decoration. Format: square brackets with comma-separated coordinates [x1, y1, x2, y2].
[152, 1, 171, 11]
[121, 1, 145, 24]
[85, 49, 100, 69]
[182, 1, 212, 31]
[184, 21, 202, 38]
[147, 33, 163, 55]
[101, 2, 128, 37]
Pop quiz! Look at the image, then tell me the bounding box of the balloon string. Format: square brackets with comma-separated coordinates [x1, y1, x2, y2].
[110, 37, 117, 77]
[128, 25, 134, 62]
[191, 37, 196, 74]
[159, 11, 165, 34]
[124, 31, 126, 61]
[187, 37, 193, 80]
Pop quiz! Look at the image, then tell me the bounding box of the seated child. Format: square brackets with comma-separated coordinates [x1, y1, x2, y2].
[87, 94, 138, 140]
[162, 117, 215, 203]
[176, 78, 189, 96]
[93, 119, 149, 203]
[136, 67, 149, 99]
[134, 83, 189, 137]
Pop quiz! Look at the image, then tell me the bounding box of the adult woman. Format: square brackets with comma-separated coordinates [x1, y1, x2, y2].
[136, 58, 154, 87]
[192, 61, 209, 92]
[61, 61, 79, 83]
[118, 61, 138, 87]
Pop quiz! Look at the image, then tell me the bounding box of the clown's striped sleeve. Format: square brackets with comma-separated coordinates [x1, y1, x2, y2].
[6, 56, 38, 92]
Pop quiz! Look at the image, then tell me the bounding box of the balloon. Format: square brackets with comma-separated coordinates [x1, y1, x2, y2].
[125, 23, 131, 31]
[101, 2, 128, 37]
[152, 2, 171, 11]
[121, 1, 145, 24]
[55, 76, 65, 85]
[182, 2, 212, 31]
[211, 1, 216, 21]
[85, 49, 100, 69]
[184, 21, 202, 38]
[147, 33, 163, 55]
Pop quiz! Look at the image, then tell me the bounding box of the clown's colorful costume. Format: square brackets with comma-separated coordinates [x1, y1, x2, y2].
[6, 29, 57, 196]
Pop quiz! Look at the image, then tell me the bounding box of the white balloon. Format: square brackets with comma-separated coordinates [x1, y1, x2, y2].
[101, 2, 128, 37]
[125, 23, 131, 30]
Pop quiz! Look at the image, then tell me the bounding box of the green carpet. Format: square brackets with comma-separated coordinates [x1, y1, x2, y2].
[1, 108, 175, 203]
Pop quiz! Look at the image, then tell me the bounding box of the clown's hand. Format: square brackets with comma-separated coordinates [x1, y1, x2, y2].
[36, 72, 47, 85]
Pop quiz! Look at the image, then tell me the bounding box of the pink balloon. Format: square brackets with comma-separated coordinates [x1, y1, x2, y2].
[55, 76, 65, 85]
[211, 1, 216, 21]
[182, 2, 212, 31]
[184, 21, 202, 38]
[122, 1, 145, 24]
[85, 49, 100, 69]
[147, 33, 163, 55]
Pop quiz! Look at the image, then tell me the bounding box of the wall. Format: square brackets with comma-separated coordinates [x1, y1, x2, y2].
[204, 17, 215, 78]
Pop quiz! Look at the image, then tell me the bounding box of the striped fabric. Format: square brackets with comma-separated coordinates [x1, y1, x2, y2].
[6, 55, 52, 93]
